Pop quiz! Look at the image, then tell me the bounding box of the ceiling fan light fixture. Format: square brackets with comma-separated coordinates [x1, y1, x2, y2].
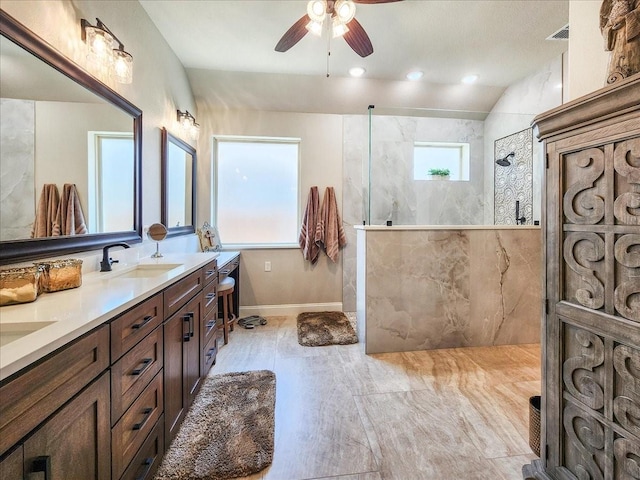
[307, 0, 327, 22]
[331, 17, 349, 38]
[335, 0, 356, 24]
[306, 19, 324, 36]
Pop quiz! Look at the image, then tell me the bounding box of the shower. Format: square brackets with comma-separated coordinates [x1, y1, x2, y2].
[496, 152, 515, 167]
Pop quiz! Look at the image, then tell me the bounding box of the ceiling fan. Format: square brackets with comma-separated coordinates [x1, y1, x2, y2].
[275, 0, 402, 58]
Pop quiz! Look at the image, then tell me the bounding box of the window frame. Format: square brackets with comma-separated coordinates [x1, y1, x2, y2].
[413, 141, 470, 182]
[212, 135, 301, 249]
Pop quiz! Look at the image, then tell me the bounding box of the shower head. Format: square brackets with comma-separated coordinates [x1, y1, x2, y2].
[496, 152, 515, 167]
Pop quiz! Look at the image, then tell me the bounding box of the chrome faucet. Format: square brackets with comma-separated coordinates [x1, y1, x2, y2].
[100, 243, 130, 272]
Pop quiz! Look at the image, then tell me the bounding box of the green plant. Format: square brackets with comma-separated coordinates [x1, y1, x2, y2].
[428, 168, 450, 177]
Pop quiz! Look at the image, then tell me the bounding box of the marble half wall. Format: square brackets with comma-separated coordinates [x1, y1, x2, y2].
[356, 226, 542, 353]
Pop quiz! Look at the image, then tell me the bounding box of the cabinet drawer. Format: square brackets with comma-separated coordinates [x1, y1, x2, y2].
[201, 305, 217, 348]
[218, 256, 239, 278]
[163, 270, 203, 319]
[111, 293, 163, 361]
[112, 371, 163, 480]
[0, 325, 109, 456]
[203, 280, 217, 318]
[120, 414, 164, 480]
[202, 259, 218, 286]
[202, 333, 218, 374]
[111, 326, 164, 425]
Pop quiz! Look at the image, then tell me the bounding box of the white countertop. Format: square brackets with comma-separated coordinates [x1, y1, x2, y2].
[0, 251, 221, 381]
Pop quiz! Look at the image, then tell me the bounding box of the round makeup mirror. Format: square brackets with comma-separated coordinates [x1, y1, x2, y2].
[147, 223, 167, 257]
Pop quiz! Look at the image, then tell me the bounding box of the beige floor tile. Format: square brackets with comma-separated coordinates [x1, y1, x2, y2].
[354, 389, 507, 480]
[211, 314, 540, 480]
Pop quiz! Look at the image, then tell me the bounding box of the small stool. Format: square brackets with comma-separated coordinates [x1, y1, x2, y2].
[218, 276, 236, 344]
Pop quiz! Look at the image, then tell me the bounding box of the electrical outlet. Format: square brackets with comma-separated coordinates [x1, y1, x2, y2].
[264, 261, 271, 272]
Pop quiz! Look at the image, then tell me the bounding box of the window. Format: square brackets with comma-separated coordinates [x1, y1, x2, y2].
[214, 136, 300, 247]
[413, 142, 470, 181]
[88, 132, 134, 232]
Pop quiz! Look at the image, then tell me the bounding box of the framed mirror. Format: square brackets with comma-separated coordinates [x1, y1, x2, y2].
[161, 128, 196, 238]
[0, 10, 142, 265]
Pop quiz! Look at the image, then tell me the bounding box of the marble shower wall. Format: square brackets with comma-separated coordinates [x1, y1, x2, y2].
[1, 98, 35, 241]
[356, 227, 542, 353]
[367, 115, 485, 226]
[342, 114, 485, 311]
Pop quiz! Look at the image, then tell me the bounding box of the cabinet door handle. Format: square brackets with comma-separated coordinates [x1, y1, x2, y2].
[32, 455, 51, 480]
[132, 407, 154, 431]
[206, 292, 216, 300]
[134, 457, 154, 480]
[206, 269, 216, 276]
[206, 319, 215, 330]
[131, 358, 153, 376]
[220, 269, 231, 275]
[132, 315, 153, 330]
[182, 312, 194, 341]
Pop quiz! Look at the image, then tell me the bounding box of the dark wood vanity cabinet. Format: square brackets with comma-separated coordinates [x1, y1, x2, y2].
[0, 326, 110, 480]
[4, 373, 111, 480]
[524, 76, 640, 479]
[0, 258, 221, 480]
[163, 269, 206, 449]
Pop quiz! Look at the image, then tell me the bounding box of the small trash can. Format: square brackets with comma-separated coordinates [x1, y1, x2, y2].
[529, 395, 541, 457]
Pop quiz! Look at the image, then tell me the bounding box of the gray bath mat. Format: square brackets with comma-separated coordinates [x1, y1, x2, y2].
[154, 370, 275, 480]
[297, 311, 358, 346]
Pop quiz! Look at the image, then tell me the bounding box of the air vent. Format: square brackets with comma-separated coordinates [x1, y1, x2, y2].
[547, 24, 569, 41]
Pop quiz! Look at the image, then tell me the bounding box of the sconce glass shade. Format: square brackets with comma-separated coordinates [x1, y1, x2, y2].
[112, 49, 133, 84]
[306, 19, 324, 36]
[177, 110, 199, 141]
[84, 25, 115, 62]
[335, 0, 356, 24]
[307, 0, 327, 22]
[332, 17, 349, 38]
[82, 18, 133, 84]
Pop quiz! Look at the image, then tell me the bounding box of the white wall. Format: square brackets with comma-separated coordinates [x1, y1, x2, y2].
[197, 108, 345, 309]
[568, 0, 610, 99]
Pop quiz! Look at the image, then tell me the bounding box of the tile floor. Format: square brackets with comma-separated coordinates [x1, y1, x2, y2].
[208, 315, 540, 480]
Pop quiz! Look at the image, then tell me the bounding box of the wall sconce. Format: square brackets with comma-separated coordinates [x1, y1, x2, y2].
[81, 18, 133, 84]
[177, 110, 200, 140]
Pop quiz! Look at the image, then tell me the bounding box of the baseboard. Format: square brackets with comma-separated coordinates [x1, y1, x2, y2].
[239, 302, 344, 317]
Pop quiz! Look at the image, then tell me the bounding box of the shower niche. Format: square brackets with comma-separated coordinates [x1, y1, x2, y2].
[494, 128, 534, 225]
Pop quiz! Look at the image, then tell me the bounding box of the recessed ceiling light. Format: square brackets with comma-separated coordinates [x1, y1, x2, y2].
[349, 66, 366, 77]
[461, 74, 479, 84]
[406, 70, 424, 81]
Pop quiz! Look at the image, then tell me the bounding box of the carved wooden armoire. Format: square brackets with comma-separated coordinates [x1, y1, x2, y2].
[525, 75, 639, 480]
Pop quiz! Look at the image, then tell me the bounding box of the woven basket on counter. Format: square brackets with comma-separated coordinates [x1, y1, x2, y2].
[35, 259, 83, 293]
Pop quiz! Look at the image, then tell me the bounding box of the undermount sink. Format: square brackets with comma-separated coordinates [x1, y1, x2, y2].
[0, 321, 56, 347]
[111, 263, 183, 279]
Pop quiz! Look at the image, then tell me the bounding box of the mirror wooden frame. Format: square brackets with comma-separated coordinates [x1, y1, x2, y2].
[0, 10, 143, 265]
[161, 127, 196, 238]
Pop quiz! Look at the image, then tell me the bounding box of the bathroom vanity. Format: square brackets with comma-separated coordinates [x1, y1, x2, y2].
[0, 252, 234, 480]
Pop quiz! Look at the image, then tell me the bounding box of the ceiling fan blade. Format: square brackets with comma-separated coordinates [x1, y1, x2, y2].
[352, 0, 403, 4]
[343, 18, 373, 57]
[275, 15, 310, 52]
